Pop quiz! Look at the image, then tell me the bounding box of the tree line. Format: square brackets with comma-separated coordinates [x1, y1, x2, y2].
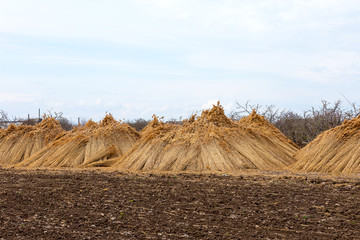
[230, 99, 360, 147]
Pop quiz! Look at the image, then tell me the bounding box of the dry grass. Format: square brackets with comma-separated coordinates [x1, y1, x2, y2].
[17, 114, 140, 168]
[292, 115, 360, 174]
[112, 102, 298, 172]
[0, 118, 64, 166]
[239, 110, 299, 149]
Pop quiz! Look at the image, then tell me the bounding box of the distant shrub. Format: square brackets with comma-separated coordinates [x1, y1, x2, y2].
[126, 118, 150, 132]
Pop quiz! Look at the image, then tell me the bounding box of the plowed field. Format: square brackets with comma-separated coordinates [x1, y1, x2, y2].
[0, 168, 359, 239]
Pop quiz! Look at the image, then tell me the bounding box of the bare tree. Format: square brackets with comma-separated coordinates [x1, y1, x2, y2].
[126, 118, 150, 131]
[302, 100, 343, 141]
[232, 100, 289, 123]
[0, 110, 9, 128]
[43, 110, 75, 131]
[341, 95, 360, 118]
[232, 99, 360, 147]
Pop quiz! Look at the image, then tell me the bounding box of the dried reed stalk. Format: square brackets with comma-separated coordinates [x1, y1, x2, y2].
[292, 115, 360, 174]
[17, 114, 140, 168]
[0, 118, 64, 166]
[112, 102, 298, 172]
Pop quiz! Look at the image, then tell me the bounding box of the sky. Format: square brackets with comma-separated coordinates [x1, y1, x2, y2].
[1, 0, 360, 122]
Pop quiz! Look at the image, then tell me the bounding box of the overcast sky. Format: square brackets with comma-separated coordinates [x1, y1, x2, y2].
[1, 0, 360, 122]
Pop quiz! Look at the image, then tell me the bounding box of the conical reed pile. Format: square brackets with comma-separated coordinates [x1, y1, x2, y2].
[239, 110, 299, 150]
[0, 117, 64, 166]
[292, 115, 360, 174]
[17, 114, 140, 168]
[112, 102, 298, 172]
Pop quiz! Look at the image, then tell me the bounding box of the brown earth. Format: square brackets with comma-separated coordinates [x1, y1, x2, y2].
[0, 168, 359, 239]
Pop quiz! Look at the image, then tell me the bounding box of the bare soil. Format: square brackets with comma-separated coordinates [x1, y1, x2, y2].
[0, 168, 359, 239]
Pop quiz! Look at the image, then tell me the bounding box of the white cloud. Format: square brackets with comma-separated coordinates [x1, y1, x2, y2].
[49, 101, 65, 108]
[0, 93, 37, 103]
[201, 99, 233, 113]
[185, 50, 360, 84]
[77, 99, 102, 107]
[159, 104, 169, 111]
[78, 100, 87, 106]
[202, 99, 219, 110]
[34, 56, 142, 67]
[0, 0, 358, 47]
[95, 98, 102, 106]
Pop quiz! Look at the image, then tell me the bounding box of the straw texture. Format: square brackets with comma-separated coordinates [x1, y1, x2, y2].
[17, 114, 140, 168]
[112, 102, 298, 172]
[292, 115, 360, 174]
[0, 118, 64, 166]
